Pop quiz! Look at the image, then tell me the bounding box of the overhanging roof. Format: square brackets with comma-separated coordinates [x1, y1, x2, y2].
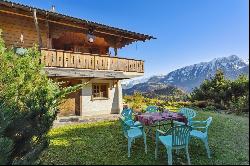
[0, 0, 156, 45]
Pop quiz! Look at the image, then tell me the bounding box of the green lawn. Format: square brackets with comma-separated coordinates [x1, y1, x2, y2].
[40, 111, 249, 165]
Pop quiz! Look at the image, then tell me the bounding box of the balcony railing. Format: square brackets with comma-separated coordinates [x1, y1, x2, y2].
[40, 48, 144, 73]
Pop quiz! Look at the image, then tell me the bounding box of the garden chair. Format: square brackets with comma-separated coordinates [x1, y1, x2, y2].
[121, 108, 133, 120]
[146, 105, 159, 113]
[121, 108, 141, 126]
[190, 117, 212, 158]
[155, 125, 192, 165]
[145, 105, 160, 130]
[174, 107, 197, 126]
[119, 117, 147, 157]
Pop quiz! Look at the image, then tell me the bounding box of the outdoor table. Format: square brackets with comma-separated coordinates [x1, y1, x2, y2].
[135, 111, 187, 126]
[135, 111, 188, 139]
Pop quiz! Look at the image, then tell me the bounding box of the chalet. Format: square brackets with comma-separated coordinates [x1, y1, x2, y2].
[0, 0, 155, 116]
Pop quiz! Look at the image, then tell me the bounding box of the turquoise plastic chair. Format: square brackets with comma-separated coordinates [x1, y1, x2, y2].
[146, 105, 158, 113]
[174, 108, 197, 126]
[180, 108, 196, 123]
[119, 117, 147, 157]
[121, 108, 133, 120]
[155, 125, 192, 165]
[173, 107, 196, 125]
[121, 108, 141, 126]
[190, 117, 212, 158]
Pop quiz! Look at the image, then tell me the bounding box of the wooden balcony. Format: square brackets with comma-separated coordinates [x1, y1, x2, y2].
[41, 48, 144, 79]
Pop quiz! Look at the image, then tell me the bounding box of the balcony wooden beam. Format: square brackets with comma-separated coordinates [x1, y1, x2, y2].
[44, 67, 143, 79]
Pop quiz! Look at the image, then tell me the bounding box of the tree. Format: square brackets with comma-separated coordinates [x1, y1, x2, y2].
[228, 75, 249, 113]
[191, 69, 229, 105]
[191, 69, 249, 113]
[0, 31, 86, 165]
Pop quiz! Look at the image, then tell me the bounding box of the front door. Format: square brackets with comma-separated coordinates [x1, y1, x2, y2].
[57, 79, 82, 117]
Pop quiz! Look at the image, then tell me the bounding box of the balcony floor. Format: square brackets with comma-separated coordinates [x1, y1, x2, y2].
[44, 67, 144, 79]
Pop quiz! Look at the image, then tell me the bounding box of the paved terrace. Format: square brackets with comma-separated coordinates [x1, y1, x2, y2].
[53, 114, 121, 128]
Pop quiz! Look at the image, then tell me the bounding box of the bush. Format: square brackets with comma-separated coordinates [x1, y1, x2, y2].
[190, 69, 249, 114]
[228, 95, 249, 115]
[0, 32, 85, 165]
[191, 100, 210, 108]
[203, 105, 217, 112]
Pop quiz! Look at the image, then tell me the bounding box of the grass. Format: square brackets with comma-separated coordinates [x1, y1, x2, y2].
[40, 110, 249, 165]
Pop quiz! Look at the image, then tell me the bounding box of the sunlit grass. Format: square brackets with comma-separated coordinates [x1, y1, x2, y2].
[40, 110, 249, 165]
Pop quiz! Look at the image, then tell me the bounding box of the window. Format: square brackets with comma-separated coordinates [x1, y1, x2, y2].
[92, 83, 109, 99]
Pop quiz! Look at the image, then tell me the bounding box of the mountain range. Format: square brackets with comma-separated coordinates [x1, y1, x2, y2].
[122, 55, 249, 95]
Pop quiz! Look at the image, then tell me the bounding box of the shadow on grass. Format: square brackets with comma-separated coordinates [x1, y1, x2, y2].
[40, 111, 249, 165]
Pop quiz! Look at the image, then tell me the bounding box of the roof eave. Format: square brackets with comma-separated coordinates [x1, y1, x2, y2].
[0, 0, 156, 42]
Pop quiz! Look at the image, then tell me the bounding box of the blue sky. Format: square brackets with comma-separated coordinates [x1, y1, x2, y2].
[12, 0, 249, 77]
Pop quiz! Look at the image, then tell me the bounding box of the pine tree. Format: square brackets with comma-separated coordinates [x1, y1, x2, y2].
[0, 31, 86, 165]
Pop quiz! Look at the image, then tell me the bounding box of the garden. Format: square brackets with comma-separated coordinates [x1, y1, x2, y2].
[40, 109, 249, 165]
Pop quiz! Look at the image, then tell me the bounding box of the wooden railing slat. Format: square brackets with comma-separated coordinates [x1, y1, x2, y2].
[41, 49, 144, 73]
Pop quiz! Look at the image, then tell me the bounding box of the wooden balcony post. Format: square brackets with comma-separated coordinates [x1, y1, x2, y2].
[94, 55, 96, 70]
[114, 48, 118, 56]
[33, 9, 43, 49]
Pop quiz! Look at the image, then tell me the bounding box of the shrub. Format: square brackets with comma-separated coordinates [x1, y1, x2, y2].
[228, 95, 249, 115]
[203, 105, 217, 112]
[0, 32, 86, 165]
[191, 100, 210, 108]
[190, 69, 249, 114]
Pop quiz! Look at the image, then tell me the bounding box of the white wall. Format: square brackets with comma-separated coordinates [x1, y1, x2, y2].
[80, 79, 123, 116]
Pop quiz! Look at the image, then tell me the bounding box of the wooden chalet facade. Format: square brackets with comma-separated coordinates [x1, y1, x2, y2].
[0, 0, 155, 116]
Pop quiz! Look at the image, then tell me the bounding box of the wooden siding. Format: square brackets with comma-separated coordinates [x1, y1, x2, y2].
[57, 79, 81, 116]
[0, 12, 47, 48]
